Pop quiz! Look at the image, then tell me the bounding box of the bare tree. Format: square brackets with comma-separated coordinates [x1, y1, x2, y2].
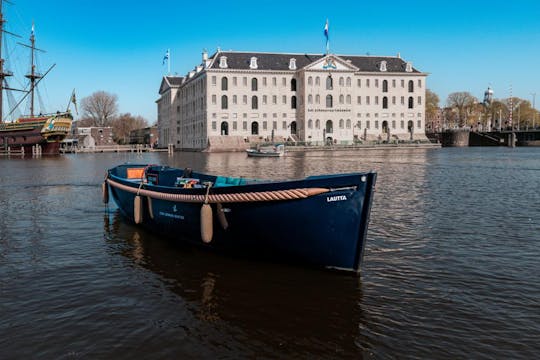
[112, 113, 148, 144]
[81, 91, 118, 127]
[446, 92, 477, 127]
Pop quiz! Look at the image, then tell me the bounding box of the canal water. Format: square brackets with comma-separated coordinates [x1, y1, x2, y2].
[0, 148, 538, 359]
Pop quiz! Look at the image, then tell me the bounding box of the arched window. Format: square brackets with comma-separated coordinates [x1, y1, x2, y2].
[326, 94, 333, 108]
[408, 80, 414, 93]
[339, 94, 344, 104]
[220, 121, 229, 135]
[232, 95, 237, 104]
[383, 96, 388, 109]
[291, 96, 297, 109]
[308, 94, 313, 104]
[251, 121, 259, 135]
[315, 77, 320, 86]
[291, 79, 297, 91]
[346, 119, 351, 129]
[325, 120, 333, 133]
[221, 77, 228, 91]
[382, 80, 388, 93]
[252, 96, 258, 109]
[252, 78, 258, 91]
[315, 119, 320, 129]
[346, 77, 351, 87]
[308, 76, 313, 86]
[408, 97, 414, 109]
[339, 119, 344, 129]
[346, 95, 351, 104]
[308, 119, 313, 129]
[382, 121, 389, 134]
[339, 77, 344, 86]
[221, 95, 228, 109]
[316, 95, 320, 104]
[326, 75, 333, 90]
[290, 121, 297, 135]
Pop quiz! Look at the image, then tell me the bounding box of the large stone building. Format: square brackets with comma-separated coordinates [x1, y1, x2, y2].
[157, 50, 428, 151]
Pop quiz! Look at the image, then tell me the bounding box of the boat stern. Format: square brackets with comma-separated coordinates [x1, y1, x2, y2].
[40, 113, 73, 142]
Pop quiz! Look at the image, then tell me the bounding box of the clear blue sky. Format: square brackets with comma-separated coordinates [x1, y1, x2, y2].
[4, 0, 540, 122]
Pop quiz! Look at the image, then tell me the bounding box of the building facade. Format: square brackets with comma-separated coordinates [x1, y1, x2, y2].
[73, 126, 114, 148]
[157, 50, 428, 151]
[129, 125, 159, 146]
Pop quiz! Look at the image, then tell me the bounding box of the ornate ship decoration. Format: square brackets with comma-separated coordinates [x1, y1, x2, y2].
[0, 0, 74, 155]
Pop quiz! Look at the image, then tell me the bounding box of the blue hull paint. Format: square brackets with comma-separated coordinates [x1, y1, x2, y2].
[106, 164, 376, 273]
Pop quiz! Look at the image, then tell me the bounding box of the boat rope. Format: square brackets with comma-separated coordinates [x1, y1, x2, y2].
[106, 178, 330, 204]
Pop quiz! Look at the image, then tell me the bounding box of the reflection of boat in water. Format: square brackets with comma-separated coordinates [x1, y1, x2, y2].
[0, 3, 73, 155]
[105, 163, 377, 273]
[246, 144, 285, 157]
[103, 210, 366, 355]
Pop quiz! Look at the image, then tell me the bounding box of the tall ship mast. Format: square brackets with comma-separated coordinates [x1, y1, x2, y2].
[0, 0, 74, 155]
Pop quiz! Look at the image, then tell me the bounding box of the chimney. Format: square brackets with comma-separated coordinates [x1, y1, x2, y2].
[219, 56, 228, 69]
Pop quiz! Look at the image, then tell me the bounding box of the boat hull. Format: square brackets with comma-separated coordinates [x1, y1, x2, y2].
[0, 113, 72, 155]
[107, 165, 376, 273]
[246, 150, 283, 157]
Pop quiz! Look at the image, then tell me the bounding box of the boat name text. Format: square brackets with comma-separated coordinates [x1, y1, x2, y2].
[159, 211, 184, 220]
[326, 195, 347, 202]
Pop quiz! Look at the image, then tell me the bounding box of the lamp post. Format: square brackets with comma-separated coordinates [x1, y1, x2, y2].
[531, 92, 536, 129]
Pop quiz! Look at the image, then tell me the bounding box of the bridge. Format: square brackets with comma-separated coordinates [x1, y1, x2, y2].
[427, 129, 540, 147]
[469, 129, 540, 147]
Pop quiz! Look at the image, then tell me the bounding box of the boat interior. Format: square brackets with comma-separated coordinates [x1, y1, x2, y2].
[110, 164, 265, 189]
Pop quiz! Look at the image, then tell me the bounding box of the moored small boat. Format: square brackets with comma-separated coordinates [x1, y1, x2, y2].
[246, 144, 285, 157]
[104, 164, 377, 273]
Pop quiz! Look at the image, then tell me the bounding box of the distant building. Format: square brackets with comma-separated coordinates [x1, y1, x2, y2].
[129, 125, 158, 145]
[75, 126, 114, 148]
[157, 49, 428, 151]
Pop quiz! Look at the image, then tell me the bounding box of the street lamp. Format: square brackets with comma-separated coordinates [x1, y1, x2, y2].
[531, 92, 536, 129]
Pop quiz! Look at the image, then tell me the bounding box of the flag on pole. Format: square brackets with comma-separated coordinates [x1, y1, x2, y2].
[71, 90, 78, 115]
[162, 49, 170, 65]
[31, 22, 35, 36]
[66, 88, 78, 114]
[324, 19, 329, 54]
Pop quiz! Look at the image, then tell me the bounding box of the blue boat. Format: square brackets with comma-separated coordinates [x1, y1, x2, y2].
[104, 164, 377, 274]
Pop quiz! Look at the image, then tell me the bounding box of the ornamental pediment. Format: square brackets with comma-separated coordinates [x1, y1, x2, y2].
[303, 55, 358, 71]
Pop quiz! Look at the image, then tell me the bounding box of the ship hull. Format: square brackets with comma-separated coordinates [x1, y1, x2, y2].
[0, 113, 72, 155]
[0, 127, 62, 155]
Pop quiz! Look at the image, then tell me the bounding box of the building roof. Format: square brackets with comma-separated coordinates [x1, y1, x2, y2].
[207, 51, 421, 73]
[167, 76, 184, 86]
[158, 76, 184, 94]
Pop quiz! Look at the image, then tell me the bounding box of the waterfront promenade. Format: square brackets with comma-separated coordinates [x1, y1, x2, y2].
[56, 141, 440, 155]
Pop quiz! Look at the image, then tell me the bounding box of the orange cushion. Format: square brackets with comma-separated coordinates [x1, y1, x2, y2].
[127, 168, 145, 179]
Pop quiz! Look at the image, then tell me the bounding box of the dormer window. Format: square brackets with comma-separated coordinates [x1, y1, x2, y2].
[380, 61, 387, 72]
[219, 56, 228, 68]
[289, 58, 297, 70]
[405, 62, 413, 72]
[250, 57, 258, 69]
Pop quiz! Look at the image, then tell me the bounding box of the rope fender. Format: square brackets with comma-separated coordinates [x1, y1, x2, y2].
[106, 178, 330, 204]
